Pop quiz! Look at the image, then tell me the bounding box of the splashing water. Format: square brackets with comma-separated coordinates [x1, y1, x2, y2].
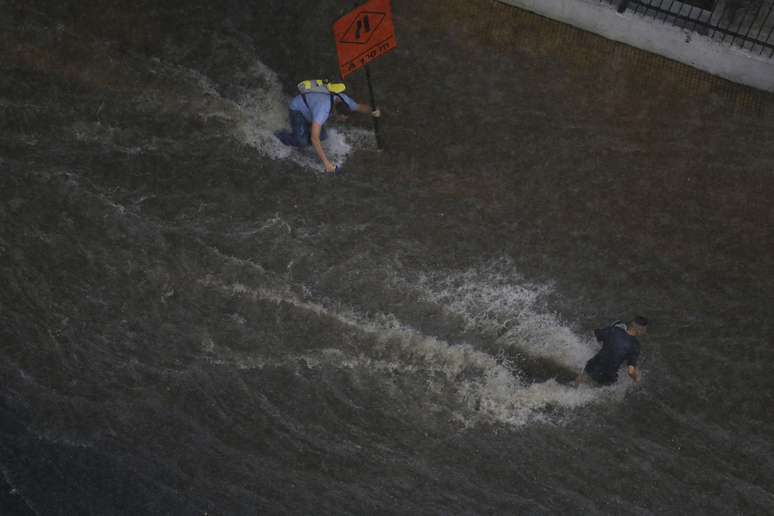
[198, 257, 626, 429]
[232, 60, 372, 171]
[411, 258, 595, 370]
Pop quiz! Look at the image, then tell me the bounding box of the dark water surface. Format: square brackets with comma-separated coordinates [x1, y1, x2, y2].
[2, 0, 774, 514]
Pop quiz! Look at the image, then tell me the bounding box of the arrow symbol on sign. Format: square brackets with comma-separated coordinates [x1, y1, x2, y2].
[355, 17, 367, 40]
[340, 12, 384, 44]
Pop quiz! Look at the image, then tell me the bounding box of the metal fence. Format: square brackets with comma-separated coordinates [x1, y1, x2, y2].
[600, 0, 774, 57]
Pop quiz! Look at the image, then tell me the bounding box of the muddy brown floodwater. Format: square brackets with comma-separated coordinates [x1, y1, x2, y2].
[1, 0, 773, 513]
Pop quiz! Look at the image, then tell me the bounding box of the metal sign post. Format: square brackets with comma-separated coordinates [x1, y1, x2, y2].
[364, 64, 383, 150]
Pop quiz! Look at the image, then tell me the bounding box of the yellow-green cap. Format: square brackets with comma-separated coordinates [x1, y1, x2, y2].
[327, 83, 346, 94]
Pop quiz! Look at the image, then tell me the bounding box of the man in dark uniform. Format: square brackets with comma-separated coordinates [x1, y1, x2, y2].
[578, 316, 648, 386]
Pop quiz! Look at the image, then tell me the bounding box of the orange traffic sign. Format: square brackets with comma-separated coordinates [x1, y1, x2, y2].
[333, 0, 397, 79]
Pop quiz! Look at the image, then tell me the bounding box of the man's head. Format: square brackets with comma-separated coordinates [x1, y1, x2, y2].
[628, 316, 649, 337]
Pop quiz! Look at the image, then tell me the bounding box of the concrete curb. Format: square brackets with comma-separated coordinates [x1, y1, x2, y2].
[497, 0, 774, 93]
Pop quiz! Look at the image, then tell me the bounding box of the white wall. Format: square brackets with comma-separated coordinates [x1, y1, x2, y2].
[497, 0, 774, 93]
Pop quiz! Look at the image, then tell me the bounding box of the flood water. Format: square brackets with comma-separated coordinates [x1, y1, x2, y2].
[2, 0, 774, 514]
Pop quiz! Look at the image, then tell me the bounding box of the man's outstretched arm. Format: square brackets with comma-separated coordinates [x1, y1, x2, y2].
[310, 122, 336, 173]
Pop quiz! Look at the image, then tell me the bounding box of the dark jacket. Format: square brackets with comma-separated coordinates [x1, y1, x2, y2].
[584, 322, 640, 385]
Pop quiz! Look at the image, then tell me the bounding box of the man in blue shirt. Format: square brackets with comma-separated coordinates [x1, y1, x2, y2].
[578, 316, 648, 386]
[276, 82, 381, 174]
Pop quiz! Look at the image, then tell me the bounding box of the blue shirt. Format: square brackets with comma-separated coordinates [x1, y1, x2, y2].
[289, 92, 358, 126]
[584, 324, 640, 385]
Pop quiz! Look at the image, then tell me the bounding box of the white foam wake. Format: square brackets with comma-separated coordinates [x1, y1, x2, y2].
[410, 258, 594, 370]
[197, 271, 626, 429]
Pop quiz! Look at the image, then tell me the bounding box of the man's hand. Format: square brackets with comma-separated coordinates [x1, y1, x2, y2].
[324, 161, 337, 174]
[356, 103, 380, 117]
[628, 365, 640, 383]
